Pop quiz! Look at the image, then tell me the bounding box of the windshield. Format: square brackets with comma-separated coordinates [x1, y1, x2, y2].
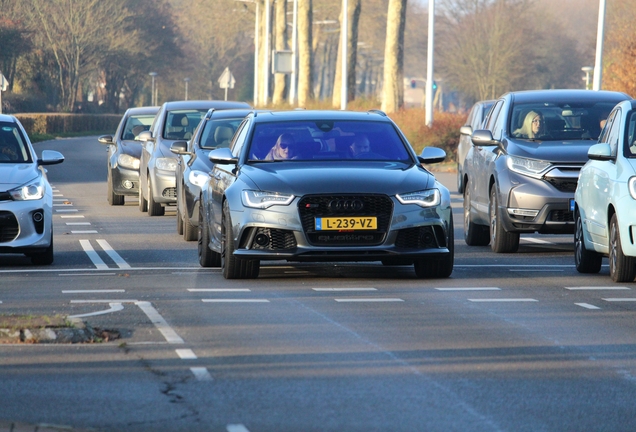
[200, 118, 244, 149]
[121, 114, 155, 141]
[509, 101, 616, 141]
[163, 109, 208, 140]
[0, 123, 30, 163]
[626, 110, 636, 158]
[247, 120, 412, 162]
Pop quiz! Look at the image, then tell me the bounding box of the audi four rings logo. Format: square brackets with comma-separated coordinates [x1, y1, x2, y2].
[328, 199, 364, 212]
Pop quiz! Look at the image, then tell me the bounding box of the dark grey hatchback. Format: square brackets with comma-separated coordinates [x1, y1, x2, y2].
[462, 89, 630, 253]
[198, 110, 454, 279]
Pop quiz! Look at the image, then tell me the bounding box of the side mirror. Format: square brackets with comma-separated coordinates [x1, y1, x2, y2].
[418, 147, 446, 164]
[170, 141, 189, 155]
[38, 150, 64, 166]
[208, 147, 238, 165]
[459, 125, 473, 136]
[98, 135, 113, 145]
[587, 143, 614, 161]
[137, 130, 153, 142]
[471, 129, 498, 146]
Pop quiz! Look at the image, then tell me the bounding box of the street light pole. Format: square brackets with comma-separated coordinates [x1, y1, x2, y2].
[425, 0, 435, 126]
[340, 0, 348, 110]
[184, 77, 190, 100]
[263, 0, 271, 105]
[149, 72, 157, 106]
[289, 0, 298, 105]
[234, 0, 259, 105]
[593, 0, 606, 91]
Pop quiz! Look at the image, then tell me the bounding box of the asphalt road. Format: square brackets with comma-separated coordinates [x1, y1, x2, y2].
[1, 136, 636, 432]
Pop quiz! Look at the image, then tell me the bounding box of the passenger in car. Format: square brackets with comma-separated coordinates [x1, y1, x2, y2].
[349, 134, 371, 157]
[514, 110, 546, 139]
[0, 135, 20, 161]
[264, 133, 296, 160]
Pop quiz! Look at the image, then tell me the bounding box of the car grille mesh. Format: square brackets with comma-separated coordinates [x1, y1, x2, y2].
[545, 178, 578, 193]
[548, 210, 574, 222]
[298, 194, 393, 246]
[162, 187, 177, 199]
[395, 226, 446, 249]
[0, 211, 19, 243]
[251, 228, 297, 250]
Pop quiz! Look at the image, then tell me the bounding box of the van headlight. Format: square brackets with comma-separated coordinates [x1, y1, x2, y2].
[396, 189, 440, 207]
[242, 190, 295, 209]
[506, 155, 552, 179]
[156, 157, 177, 171]
[118, 154, 140, 170]
[10, 176, 45, 201]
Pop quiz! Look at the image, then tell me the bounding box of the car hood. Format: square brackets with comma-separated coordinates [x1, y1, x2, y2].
[0, 163, 39, 190]
[505, 138, 595, 164]
[119, 140, 143, 158]
[240, 162, 435, 195]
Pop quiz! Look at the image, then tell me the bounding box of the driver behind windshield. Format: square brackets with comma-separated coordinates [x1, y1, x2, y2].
[514, 110, 547, 139]
[264, 133, 296, 160]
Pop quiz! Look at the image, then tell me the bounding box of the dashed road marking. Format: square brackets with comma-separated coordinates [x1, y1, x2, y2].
[55, 209, 78, 212]
[334, 298, 404, 302]
[63, 289, 125, 293]
[72, 230, 98, 234]
[66, 222, 91, 225]
[190, 367, 212, 381]
[176, 349, 197, 359]
[575, 303, 601, 310]
[603, 298, 636, 302]
[202, 299, 270, 303]
[468, 298, 538, 302]
[136, 301, 184, 344]
[566, 286, 630, 290]
[227, 425, 250, 432]
[521, 237, 554, 244]
[313, 288, 377, 291]
[435, 287, 501, 291]
[188, 288, 251, 292]
[60, 215, 85, 218]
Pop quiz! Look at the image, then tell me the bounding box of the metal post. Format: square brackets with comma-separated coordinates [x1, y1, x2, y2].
[593, 0, 606, 91]
[263, 0, 271, 105]
[184, 77, 190, 100]
[289, 0, 298, 105]
[149, 72, 157, 106]
[425, 0, 435, 127]
[254, 0, 260, 105]
[340, 0, 348, 110]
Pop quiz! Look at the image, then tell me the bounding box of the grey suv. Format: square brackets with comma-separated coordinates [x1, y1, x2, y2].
[457, 99, 494, 193]
[462, 89, 630, 253]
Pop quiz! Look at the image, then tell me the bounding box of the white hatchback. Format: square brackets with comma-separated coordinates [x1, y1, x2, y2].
[0, 114, 64, 265]
[574, 99, 636, 282]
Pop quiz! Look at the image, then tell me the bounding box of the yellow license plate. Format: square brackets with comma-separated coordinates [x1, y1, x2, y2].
[315, 217, 377, 230]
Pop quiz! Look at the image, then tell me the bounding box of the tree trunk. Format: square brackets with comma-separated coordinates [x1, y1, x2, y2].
[332, 0, 361, 108]
[272, 0, 288, 105]
[297, 0, 313, 107]
[381, 0, 407, 113]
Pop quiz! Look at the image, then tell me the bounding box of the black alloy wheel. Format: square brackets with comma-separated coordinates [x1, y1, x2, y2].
[609, 213, 636, 282]
[574, 210, 602, 274]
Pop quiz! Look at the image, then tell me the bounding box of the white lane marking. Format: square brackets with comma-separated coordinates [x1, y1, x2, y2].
[575, 303, 601, 310]
[66, 222, 91, 226]
[202, 299, 270, 303]
[59, 273, 117, 277]
[227, 425, 251, 432]
[468, 298, 538, 302]
[313, 288, 377, 291]
[190, 367, 213, 381]
[55, 209, 78, 212]
[53, 204, 73, 207]
[96, 239, 131, 269]
[603, 298, 636, 302]
[72, 230, 98, 234]
[176, 349, 197, 359]
[521, 237, 554, 244]
[71, 300, 138, 303]
[188, 288, 251, 292]
[60, 215, 85, 218]
[566, 286, 630, 290]
[509, 269, 563, 272]
[79, 239, 108, 270]
[68, 302, 124, 319]
[334, 298, 404, 302]
[135, 301, 184, 344]
[435, 287, 501, 291]
[0, 267, 219, 274]
[63, 290, 125, 293]
[52, 198, 67, 201]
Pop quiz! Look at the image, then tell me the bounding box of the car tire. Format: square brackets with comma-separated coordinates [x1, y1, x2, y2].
[177, 206, 184, 235]
[457, 165, 463, 194]
[107, 169, 124, 206]
[609, 214, 636, 282]
[183, 210, 198, 241]
[198, 203, 221, 267]
[574, 210, 602, 274]
[30, 228, 54, 265]
[147, 178, 165, 216]
[414, 213, 454, 278]
[464, 183, 489, 246]
[138, 180, 148, 212]
[489, 184, 519, 253]
[222, 200, 259, 279]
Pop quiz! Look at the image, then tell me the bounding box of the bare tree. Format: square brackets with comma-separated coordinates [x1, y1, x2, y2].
[332, 0, 362, 107]
[603, 0, 636, 95]
[297, 0, 313, 107]
[381, 0, 407, 113]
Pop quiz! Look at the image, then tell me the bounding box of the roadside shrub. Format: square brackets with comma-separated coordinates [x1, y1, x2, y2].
[15, 113, 121, 136]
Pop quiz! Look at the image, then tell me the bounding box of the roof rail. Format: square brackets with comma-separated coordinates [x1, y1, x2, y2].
[368, 109, 387, 117]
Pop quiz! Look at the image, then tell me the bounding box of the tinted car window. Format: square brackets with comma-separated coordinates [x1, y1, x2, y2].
[247, 121, 412, 162]
[199, 119, 244, 149]
[626, 111, 636, 157]
[163, 109, 208, 140]
[0, 123, 30, 163]
[230, 119, 251, 157]
[121, 114, 156, 141]
[484, 100, 503, 131]
[509, 102, 617, 141]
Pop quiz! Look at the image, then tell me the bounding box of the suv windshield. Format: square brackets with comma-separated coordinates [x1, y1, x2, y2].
[0, 123, 30, 163]
[247, 120, 412, 162]
[509, 102, 616, 141]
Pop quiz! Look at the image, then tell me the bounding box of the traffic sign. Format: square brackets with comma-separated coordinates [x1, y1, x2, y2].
[217, 67, 235, 89]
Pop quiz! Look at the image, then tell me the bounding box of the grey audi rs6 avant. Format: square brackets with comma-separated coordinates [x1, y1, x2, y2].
[198, 109, 454, 279]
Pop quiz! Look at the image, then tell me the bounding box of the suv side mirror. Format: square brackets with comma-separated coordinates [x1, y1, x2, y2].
[170, 141, 189, 155]
[418, 147, 446, 164]
[98, 135, 113, 145]
[471, 130, 498, 146]
[208, 147, 238, 165]
[459, 125, 473, 136]
[587, 143, 614, 161]
[137, 130, 153, 142]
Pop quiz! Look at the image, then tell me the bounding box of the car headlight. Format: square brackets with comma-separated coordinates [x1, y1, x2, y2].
[629, 177, 636, 200]
[10, 176, 45, 201]
[155, 157, 177, 171]
[506, 155, 552, 179]
[242, 190, 295, 209]
[188, 170, 209, 188]
[396, 189, 440, 207]
[117, 153, 140, 170]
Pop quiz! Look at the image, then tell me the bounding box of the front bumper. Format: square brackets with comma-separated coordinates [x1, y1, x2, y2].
[112, 165, 139, 196]
[0, 198, 52, 254]
[150, 168, 177, 205]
